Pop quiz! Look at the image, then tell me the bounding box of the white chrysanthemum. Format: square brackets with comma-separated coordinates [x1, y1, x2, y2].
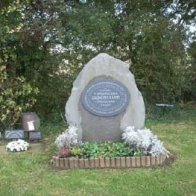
[150, 139, 169, 156]
[55, 125, 78, 149]
[137, 128, 154, 150]
[122, 127, 140, 145]
[122, 127, 169, 156]
[6, 139, 30, 152]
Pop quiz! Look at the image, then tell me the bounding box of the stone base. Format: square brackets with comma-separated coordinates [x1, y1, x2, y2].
[51, 155, 167, 169]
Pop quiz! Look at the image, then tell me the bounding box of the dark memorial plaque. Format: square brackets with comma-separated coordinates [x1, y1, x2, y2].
[29, 131, 42, 140]
[81, 79, 130, 116]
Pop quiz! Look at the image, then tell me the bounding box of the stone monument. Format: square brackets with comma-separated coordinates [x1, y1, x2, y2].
[65, 53, 145, 142]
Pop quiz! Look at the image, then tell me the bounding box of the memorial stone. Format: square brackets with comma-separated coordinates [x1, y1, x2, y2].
[65, 53, 145, 142]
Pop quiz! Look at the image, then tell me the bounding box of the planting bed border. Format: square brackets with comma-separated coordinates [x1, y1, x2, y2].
[51, 155, 167, 169]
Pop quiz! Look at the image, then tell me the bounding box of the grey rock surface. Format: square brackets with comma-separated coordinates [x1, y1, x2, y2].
[65, 53, 145, 142]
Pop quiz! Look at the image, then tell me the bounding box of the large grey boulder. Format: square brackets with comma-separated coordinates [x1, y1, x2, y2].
[65, 53, 145, 142]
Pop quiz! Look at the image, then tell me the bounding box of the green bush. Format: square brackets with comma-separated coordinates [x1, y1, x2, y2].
[0, 67, 39, 129]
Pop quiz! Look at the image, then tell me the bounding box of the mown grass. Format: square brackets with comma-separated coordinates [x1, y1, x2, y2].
[0, 105, 196, 196]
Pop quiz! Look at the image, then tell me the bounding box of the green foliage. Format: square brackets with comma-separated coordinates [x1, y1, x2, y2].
[70, 146, 85, 158]
[0, 0, 195, 120]
[0, 1, 65, 116]
[133, 148, 143, 157]
[0, 66, 39, 129]
[184, 41, 196, 101]
[57, 0, 193, 104]
[130, 18, 187, 102]
[69, 141, 136, 158]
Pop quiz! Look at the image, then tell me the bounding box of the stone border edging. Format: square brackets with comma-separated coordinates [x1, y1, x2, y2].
[51, 155, 167, 169]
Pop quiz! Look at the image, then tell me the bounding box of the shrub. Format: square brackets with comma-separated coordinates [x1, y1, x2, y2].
[0, 67, 39, 129]
[122, 126, 169, 156]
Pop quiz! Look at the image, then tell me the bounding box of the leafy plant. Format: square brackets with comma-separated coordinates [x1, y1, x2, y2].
[133, 149, 143, 157]
[0, 67, 39, 129]
[69, 141, 136, 158]
[82, 142, 100, 158]
[70, 146, 84, 158]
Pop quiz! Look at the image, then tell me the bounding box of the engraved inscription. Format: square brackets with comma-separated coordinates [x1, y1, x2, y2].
[5, 130, 24, 139]
[81, 79, 130, 116]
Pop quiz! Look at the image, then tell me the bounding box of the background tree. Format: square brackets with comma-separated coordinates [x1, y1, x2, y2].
[0, 0, 195, 122]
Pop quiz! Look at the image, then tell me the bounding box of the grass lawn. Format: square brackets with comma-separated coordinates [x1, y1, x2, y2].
[0, 105, 196, 196]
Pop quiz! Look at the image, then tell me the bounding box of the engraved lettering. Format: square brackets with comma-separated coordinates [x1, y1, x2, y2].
[81, 79, 130, 116]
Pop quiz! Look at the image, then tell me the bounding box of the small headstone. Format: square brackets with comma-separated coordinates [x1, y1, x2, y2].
[5, 130, 24, 139]
[22, 112, 40, 131]
[65, 53, 145, 142]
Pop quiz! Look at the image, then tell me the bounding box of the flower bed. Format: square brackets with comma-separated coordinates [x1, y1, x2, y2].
[52, 126, 170, 169]
[51, 155, 167, 169]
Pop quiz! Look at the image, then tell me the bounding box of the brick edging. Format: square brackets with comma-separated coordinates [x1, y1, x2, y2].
[51, 155, 167, 169]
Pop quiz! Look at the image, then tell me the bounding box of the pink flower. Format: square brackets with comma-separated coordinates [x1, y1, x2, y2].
[58, 148, 70, 158]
